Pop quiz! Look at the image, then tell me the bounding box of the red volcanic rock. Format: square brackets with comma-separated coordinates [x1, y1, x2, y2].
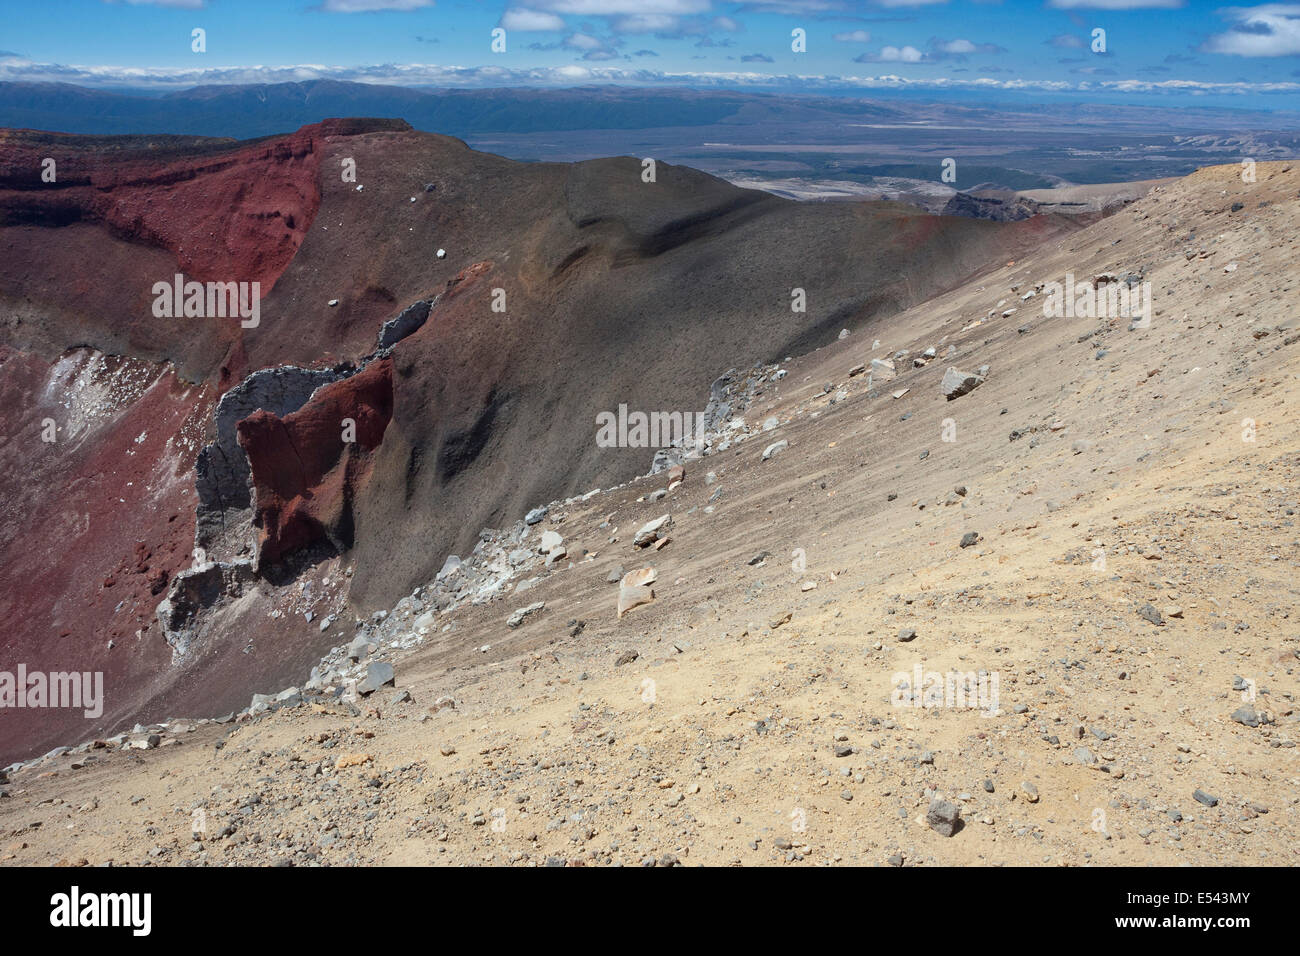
[0, 119, 411, 381]
[237, 358, 394, 568]
[0, 120, 407, 289]
[444, 260, 494, 298]
[0, 346, 211, 762]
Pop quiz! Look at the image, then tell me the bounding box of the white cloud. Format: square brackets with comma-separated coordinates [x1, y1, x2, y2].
[565, 32, 605, 49]
[3, 58, 1298, 97]
[613, 14, 680, 32]
[318, 0, 434, 11]
[938, 38, 976, 53]
[500, 8, 567, 31]
[1205, 4, 1300, 56]
[531, 0, 709, 13]
[833, 30, 872, 42]
[730, 0, 845, 11]
[879, 45, 925, 61]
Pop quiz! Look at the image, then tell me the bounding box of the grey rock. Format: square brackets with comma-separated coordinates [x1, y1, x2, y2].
[436, 554, 461, 580]
[940, 367, 985, 400]
[633, 515, 671, 547]
[1230, 705, 1260, 728]
[926, 798, 961, 837]
[357, 662, 395, 696]
[761, 440, 789, 461]
[377, 299, 432, 350]
[507, 602, 545, 628]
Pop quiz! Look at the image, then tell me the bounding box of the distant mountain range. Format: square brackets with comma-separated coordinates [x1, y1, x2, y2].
[0, 80, 904, 139]
[4, 80, 1299, 193]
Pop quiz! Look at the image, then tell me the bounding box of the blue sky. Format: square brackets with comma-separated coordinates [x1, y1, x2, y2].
[1, 0, 1298, 102]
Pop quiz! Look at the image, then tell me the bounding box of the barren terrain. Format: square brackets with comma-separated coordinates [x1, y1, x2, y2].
[2, 160, 1296, 867]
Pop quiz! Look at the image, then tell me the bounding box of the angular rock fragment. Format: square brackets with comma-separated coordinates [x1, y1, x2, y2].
[357, 662, 395, 696]
[634, 515, 671, 548]
[617, 569, 657, 619]
[926, 799, 961, 836]
[940, 367, 985, 400]
[507, 602, 545, 628]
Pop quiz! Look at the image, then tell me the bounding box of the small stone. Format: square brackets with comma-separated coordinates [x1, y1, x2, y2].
[959, 532, 980, 549]
[633, 515, 671, 548]
[940, 367, 984, 401]
[1192, 789, 1219, 808]
[1138, 603, 1163, 626]
[926, 799, 961, 837]
[507, 602, 545, 628]
[1230, 705, 1260, 728]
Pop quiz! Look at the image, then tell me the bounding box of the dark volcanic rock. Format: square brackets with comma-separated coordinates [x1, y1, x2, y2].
[377, 299, 433, 350]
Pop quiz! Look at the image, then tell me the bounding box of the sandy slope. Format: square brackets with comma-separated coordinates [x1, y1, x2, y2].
[2, 161, 1296, 867]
